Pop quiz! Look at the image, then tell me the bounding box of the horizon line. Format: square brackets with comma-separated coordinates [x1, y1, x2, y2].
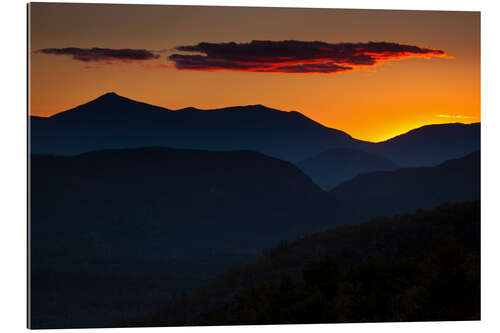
[29, 92, 480, 144]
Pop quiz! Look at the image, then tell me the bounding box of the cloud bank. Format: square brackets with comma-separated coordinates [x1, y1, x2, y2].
[168, 40, 450, 74]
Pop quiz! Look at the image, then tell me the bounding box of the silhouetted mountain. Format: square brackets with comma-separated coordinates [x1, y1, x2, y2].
[297, 148, 399, 190]
[30, 93, 357, 162]
[363, 123, 480, 167]
[136, 201, 479, 326]
[332, 151, 480, 223]
[30, 93, 480, 166]
[29, 147, 333, 328]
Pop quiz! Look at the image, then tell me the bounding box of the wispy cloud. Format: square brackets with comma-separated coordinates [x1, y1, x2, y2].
[436, 114, 474, 119]
[36, 47, 161, 63]
[168, 40, 451, 74]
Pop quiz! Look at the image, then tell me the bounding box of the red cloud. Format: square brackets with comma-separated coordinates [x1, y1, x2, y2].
[168, 40, 451, 74]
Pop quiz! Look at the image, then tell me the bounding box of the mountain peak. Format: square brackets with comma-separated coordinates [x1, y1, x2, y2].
[48, 92, 171, 120]
[236, 104, 282, 112]
[76, 92, 139, 110]
[248, 104, 266, 108]
[85, 92, 168, 110]
[93, 92, 128, 103]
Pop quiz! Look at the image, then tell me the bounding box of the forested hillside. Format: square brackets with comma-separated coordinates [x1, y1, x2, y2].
[136, 201, 480, 326]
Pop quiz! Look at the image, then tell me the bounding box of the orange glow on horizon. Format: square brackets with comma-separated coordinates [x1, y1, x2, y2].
[28, 91, 480, 143]
[28, 4, 480, 143]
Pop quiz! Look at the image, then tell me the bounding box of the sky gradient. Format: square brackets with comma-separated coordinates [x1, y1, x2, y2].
[29, 3, 480, 142]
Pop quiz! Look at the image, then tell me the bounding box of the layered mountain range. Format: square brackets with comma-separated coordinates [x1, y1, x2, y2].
[29, 92, 481, 328]
[30, 93, 479, 184]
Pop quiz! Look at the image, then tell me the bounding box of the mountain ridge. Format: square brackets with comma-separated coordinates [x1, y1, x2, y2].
[377, 122, 480, 144]
[29, 93, 358, 161]
[30, 92, 479, 166]
[32, 92, 478, 140]
[331, 151, 480, 223]
[297, 147, 400, 190]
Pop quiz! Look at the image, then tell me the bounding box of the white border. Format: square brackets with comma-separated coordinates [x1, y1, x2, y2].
[1, 0, 499, 332]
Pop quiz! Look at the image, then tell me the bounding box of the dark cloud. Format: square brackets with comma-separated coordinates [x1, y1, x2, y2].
[36, 47, 160, 63]
[169, 40, 449, 74]
[272, 63, 353, 74]
[168, 54, 272, 71]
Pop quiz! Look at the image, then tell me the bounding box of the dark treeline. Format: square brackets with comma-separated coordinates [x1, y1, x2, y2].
[136, 201, 480, 326]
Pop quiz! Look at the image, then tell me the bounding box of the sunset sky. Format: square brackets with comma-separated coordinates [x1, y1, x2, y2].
[29, 3, 480, 142]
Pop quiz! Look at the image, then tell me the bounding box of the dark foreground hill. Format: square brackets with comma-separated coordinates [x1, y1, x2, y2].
[297, 148, 400, 190]
[29, 147, 480, 328]
[331, 151, 480, 223]
[29, 147, 331, 328]
[136, 201, 480, 326]
[31, 147, 330, 252]
[30, 93, 479, 167]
